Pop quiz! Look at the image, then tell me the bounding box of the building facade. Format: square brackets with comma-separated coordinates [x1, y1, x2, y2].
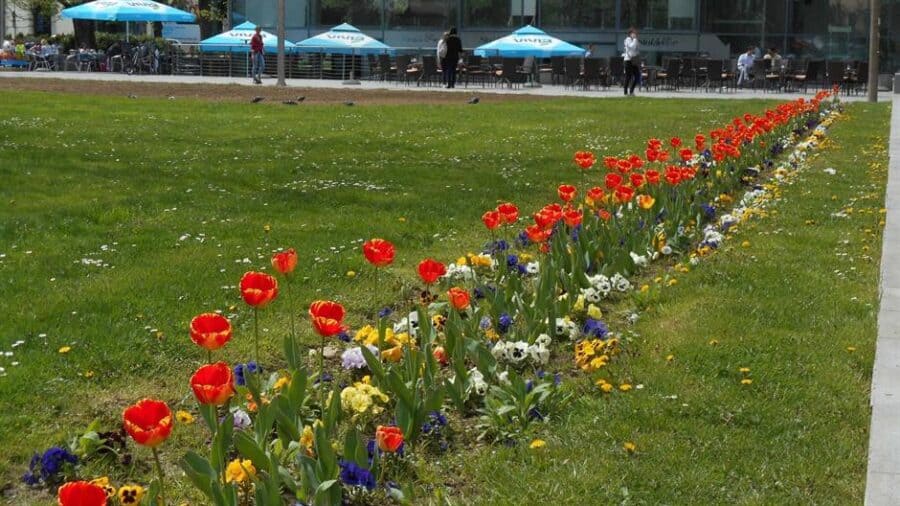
[231, 0, 900, 71]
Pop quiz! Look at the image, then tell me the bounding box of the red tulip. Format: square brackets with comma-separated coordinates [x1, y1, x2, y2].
[362, 238, 395, 267]
[417, 258, 446, 285]
[605, 173, 623, 190]
[598, 209, 612, 221]
[574, 151, 596, 169]
[497, 202, 519, 224]
[616, 159, 632, 174]
[586, 186, 605, 207]
[603, 156, 618, 170]
[240, 271, 278, 308]
[657, 150, 670, 162]
[482, 210, 502, 230]
[669, 136, 682, 148]
[524, 224, 551, 243]
[695, 134, 706, 151]
[432, 346, 448, 366]
[122, 398, 173, 448]
[629, 173, 645, 188]
[557, 184, 577, 203]
[309, 300, 346, 337]
[563, 208, 583, 228]
[627, 154, 644, 170]
[447, 287, 470, 311]
[614, 185, 635, 203]
[665, 166, 682, 185]
[645, 149, 659, 162]
[190, 362, 234, 406]
[645, 170, 660, 185]
[679, 148, 693, 162]
[375, 425, 404, 453]
[271, 248, 298, 275]
[57, 481, 108, 506]
[190, 313, 232, 351]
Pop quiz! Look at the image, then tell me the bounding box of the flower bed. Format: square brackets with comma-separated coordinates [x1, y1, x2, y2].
[36, 89, 841, 506]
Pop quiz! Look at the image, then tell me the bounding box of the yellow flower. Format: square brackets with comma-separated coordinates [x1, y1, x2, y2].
[273, 376, 291, 391]
[587, 304, 603, 320]
[346, 270, 356, 278]
[84, 370, 95, 378]
[600, 383, 614, 393]
[529, 439, 546, 449]
[381, 345, 403, 363]
[573, 295, 585, 312]
[300, 425, 314, 448]
[639, 284, 650, 293]
[398, 217, 406, 222]
[90, 477, 116, 498]
[118, 485, 145, 504]
[846, 346, 857, 352]
[654, 276, 663, 283]
[623, 441, 636, 453]
[739, 367, 750, 373]
[708, 339, 719, 346]
[225, 459, 257, 484]
[666, 279, 678, 287]
[741, 378, 753, 385]
[58, 346, 72, 354]
[263, 224, 271, 232]
[456, 256, 467, 266]
[485, 328, 500, 341]
[176, 410, 195, 424]
[665, 354, 674, 363]
[741, 240, 750, 248]
[637, 194, 656, 210]
[619, 383, 633, 392]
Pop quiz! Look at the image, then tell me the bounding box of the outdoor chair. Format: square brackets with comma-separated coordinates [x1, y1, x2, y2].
[550, 56, 564, 85]
[848, 61, 867, 95]
[495, 58, 526, 88]
[657, 58, 681, 90]
[704, 59, 727, 92]
[749, 59, 767, 91]
[377, 54, 392, 81]
[582, 58, 602, 90]
[563, 57, 581, 89]
[464, 55, 489, 87]
[825, 60, 848, 92]
[609, 56, 624, 87]
[418, 55, 439, 86]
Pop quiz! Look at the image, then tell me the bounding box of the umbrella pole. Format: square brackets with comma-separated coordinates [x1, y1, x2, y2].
[126, 22, 129, 42]
[342, 48, 361, 85]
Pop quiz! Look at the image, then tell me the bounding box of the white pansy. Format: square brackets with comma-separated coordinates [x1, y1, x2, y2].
[528, 344, 550, 365]
[535, 333, 552, 348]
[581, 286, 603, 303]
[630, 251, 648, 268]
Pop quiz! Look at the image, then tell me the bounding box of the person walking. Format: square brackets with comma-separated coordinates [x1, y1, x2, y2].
[443, 27, 462, 89]
[250, 26, 264, 85]
[437, 31, 449, 86]
[623, 28, 640, 96]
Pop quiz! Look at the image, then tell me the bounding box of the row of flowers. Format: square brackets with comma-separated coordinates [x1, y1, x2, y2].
[42, 89, 840, 505]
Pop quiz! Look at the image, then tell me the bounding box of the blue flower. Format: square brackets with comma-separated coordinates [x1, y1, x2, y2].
[516, 231, 530, 248]
[583, 318, 609, 339]
[337, 331, 351, 343]
[338, 460, 376, 490]
[498, 313, 512, 334]
[485, 239, 509, 254]
[233, 361, 262, 386]
[39, 447, 77, 480]
[528, 407, 545, 421]
[429, 411, 448, 427]
[479, 316, 492, 330]
[314, 372, 333, 385]
[701, 203, 716, 220]
[525, 380, 534, 393]
[506, 254, 519, 268]
[554, 373, 562, 386]
[378, 307, 393, 318]
[571, 224, 581, 241]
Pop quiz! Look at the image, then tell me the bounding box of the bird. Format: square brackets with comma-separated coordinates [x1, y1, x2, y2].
[344, 101, 355, 106]
[282, 100, 297, 106]
[127, 94, 137, 99]
[296, 96, 306, 102]
[251, 96, 264, 103]
[467, 96, 480, 104]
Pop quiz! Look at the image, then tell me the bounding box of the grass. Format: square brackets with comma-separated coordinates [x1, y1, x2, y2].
[0, 90, 887, 504]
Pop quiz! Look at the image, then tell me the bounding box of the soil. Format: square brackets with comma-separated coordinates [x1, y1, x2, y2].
[1, 76, 556, 106]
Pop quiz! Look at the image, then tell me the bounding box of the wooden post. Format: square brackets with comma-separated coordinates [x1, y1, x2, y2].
[277, 0, 286, 86]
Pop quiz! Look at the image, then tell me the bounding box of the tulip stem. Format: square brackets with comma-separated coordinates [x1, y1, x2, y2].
[151, 446, 166, 505]
[253, 307, 260, 366]
[286, 278, 297, 357]
[319, 335, 325, 402]
[207, 350, 212, 364]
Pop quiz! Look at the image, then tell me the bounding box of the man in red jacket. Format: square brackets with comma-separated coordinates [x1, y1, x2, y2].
[250, 26, 264, 84]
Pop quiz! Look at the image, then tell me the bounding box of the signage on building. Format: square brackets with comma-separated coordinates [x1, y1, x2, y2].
[162, 22, 200, 42]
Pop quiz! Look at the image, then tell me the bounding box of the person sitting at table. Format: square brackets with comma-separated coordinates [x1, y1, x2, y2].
[763, 47, 782, 70]
[737, 46, 755, 87]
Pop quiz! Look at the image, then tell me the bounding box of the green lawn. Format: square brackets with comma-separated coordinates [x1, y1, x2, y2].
[0, 90, 887, 504]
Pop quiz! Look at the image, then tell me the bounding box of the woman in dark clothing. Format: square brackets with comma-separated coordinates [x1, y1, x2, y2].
[442, 27, 463, 89]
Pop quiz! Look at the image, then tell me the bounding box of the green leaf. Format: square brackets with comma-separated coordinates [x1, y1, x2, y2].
[234, 431, 270, 473]
[284, 334, 303, 370]
[179, 451, 216, 499]
[360, 345, 386, 384]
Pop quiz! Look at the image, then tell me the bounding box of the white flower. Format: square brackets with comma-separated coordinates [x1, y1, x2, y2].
[232, 409, 252, 430]
[444, 263, 474, 280]
[661, 245, 673, 255]
[497, 370, 511, 385]
[535, 333, 552, 348]
[528, 344, 550, 365]
[581, 286, 603, 303]
[473, 379, 488, 396]
[525, 262, 540, 275]
[611, 273, 631, 292]
[630, 251, 648, 268]
[491, 341, 509, 360]
[509, 341, 528, 363]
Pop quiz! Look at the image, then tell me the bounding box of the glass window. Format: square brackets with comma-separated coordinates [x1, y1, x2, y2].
[387, 0, 457, 29]
[316, 0, 382, 27]
[792, 0, 869, 37]
[232, 0, 307, 28]
[621, 0, 696, 30]
[463, 0, 511, 27]
[700, 0, 764, 33]
[540, 0, 615, 28]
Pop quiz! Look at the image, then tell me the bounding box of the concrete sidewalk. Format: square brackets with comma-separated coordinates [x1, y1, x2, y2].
[866, 95, 900, 504]
[0, 70, 888, 102]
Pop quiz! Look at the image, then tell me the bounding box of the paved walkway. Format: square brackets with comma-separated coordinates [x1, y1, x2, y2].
[0, 70, 889, 102]
[867, 95, 900, 504]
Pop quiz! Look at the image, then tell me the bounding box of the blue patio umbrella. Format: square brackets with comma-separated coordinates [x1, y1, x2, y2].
[60, 0, 195, 22]
[474, 25, 586, 58]
[200, 21, 296, 53]
[294, 23, 394, 55]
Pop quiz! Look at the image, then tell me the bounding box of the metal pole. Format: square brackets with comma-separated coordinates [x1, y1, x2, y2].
[277, 0, 286, 86]
[868, 0, 880, 102]
[0, 0, 7, 44]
